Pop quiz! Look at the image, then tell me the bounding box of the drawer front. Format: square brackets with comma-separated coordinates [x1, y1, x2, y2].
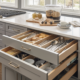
[0, 22, 5, 30]
[2, 35, 59, 65]
[0, 50, 47, 80]
[60, 64, 78, 80]
[6, 24, 27, 34]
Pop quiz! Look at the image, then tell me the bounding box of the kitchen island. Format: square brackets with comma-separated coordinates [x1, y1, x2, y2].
[0, 12, 80, 80]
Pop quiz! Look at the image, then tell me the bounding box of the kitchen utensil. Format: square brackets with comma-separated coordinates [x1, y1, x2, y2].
[46, 40, 59, 50]
[39, 40, 51, 46]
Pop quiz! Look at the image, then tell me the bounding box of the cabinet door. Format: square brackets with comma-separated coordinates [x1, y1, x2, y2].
[25, 77, 31, 80]
[22, 75, 31, 80]
[22, 76, 25, 80]
[6, 67, 17, 80]
[17, 73, 21, 80]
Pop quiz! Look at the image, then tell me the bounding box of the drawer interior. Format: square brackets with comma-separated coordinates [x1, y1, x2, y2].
[54, 63, 78, 80]
[1, 47, 47, 67]
[11, 30, 78, 53]
[12, 30, 57, 45]
[1, 47, 78, 80]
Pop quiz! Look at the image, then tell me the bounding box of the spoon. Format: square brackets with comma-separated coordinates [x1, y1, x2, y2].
[46, 40, 59, 50]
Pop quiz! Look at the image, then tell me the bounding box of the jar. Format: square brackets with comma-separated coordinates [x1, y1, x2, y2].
[45, 5, 63, 20]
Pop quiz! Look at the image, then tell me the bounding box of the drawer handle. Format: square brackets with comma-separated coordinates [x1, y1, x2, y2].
[12, 29, 20, 32]
[21, 46, 31, 51]
[9, 62, 19, 69]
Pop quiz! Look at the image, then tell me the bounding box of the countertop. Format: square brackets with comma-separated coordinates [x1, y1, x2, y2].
[0, 12, 80, 40]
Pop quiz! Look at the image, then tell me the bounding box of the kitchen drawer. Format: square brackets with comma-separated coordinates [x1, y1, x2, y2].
[2, 30, 78, 65]
[60, 64, 77, 80]
[70, 76, 78, 80]
[0, 47, 47, 80]
[6, 24, 27, 34]
[0, 22, 6, 30]
[0, 47, 78, 80]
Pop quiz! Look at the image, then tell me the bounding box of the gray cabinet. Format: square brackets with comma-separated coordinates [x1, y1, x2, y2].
[0, 22, 6, 49]
[0, 22, 28, 80]
[2, 64, 17, 80]
[0, 22, 78, 80]
[6, 67, 17, 80]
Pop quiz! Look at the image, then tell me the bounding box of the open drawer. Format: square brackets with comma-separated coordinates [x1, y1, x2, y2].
[0, 47, 78, 80]
[2, 30, 78, 65]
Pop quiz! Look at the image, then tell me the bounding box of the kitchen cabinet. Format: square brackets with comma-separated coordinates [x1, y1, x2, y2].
[0, 22, 28, 80]
[0, 29, 78, 80]
[6, 24, 27, 35]
[0, 17, 79, 80]
[2, 64, 17, 80]
[6, 67, 17, 80]
[0, 23, 6, 49]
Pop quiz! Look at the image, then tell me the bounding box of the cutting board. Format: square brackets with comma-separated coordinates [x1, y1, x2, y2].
[26, 18, 46, 23]
[26, 18, 59, 26]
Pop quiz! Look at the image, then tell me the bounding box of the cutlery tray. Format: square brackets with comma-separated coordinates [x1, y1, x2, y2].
[12, 30, 51, 44]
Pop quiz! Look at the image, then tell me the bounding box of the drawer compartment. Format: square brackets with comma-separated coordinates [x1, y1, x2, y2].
[2, 30, 78, 65]
[0, 47, 77, 80]
[42, 39, 78, 63]
[60, 64, 77, 80]
[0, 47, 47, 80]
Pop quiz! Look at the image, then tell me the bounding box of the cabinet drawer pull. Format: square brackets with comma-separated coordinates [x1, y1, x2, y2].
[9, 62, 19, 69]
[21, 46, 31, 51]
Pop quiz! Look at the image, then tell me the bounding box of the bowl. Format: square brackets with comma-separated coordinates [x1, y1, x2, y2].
[44, 67, 53, 73]
[60, 22, 68, 26]
[25, 59, 35, 65]
[57, 23, 71, 29]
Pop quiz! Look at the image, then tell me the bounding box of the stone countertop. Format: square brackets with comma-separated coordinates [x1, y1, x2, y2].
[0, 12, 80, 40]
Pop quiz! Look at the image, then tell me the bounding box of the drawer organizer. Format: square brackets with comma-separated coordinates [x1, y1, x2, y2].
[2, 30, 78, 65]
[0, 47, 78, 80]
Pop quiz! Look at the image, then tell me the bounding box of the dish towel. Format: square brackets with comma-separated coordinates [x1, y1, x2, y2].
[70, 21, 80, 27]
